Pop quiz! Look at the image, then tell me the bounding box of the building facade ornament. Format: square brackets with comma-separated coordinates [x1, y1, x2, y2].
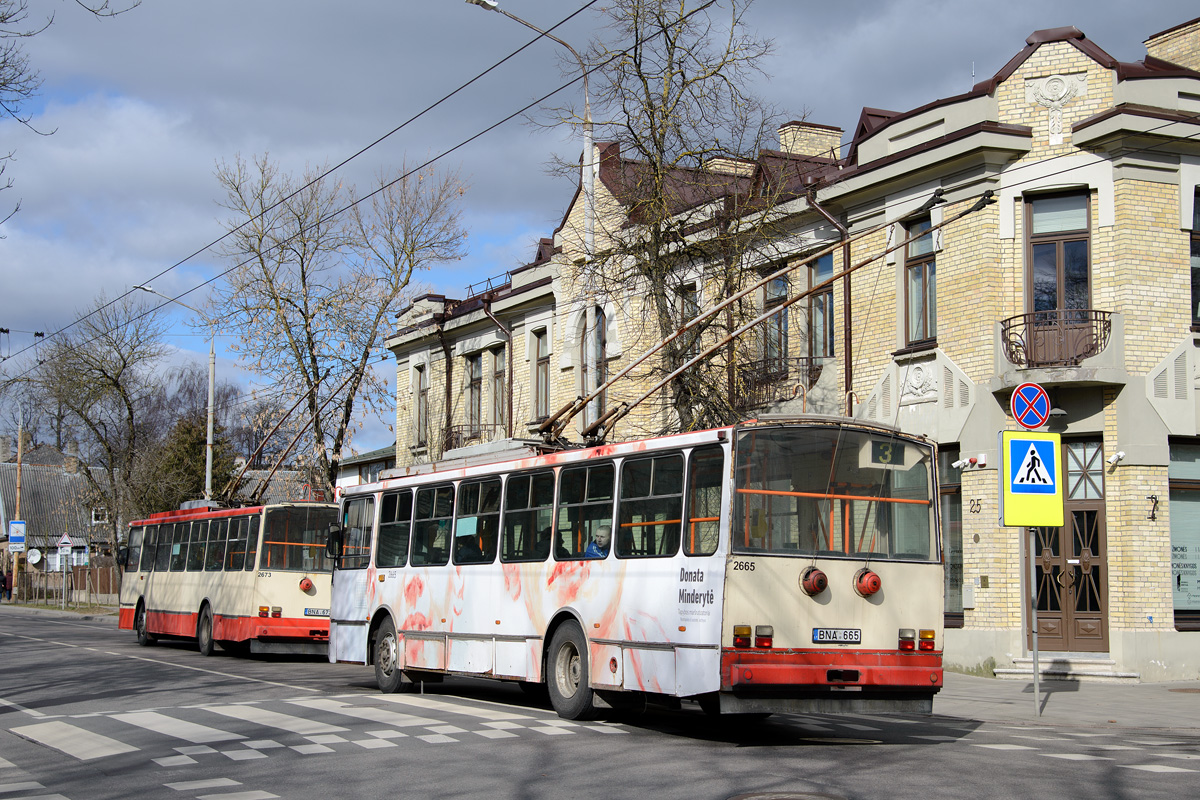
[1025, 73, 1088, 145]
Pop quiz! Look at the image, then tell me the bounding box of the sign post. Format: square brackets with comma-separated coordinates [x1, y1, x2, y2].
[58, 534, 72, 610]
[1000, 383, 1064, 717]
[7, 521, 25, 553]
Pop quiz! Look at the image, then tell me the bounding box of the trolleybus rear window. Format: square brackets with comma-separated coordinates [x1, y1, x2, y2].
[733, 426, 935, 560]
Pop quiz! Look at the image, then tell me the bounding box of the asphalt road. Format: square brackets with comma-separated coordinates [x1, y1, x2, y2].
[2, 608, 1197, 800]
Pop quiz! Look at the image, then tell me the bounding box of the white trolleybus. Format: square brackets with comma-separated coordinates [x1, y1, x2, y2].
[326, 416, 943, 719]
[119, 502, 339, 655]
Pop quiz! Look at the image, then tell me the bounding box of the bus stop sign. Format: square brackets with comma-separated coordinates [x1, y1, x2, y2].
[1010, 382, 1051, 430]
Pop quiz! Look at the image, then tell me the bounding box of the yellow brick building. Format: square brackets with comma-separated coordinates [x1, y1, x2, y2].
[386, 18, 1200, 680]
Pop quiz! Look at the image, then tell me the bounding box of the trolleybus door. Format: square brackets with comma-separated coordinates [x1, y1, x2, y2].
[329, 495, 376, 664]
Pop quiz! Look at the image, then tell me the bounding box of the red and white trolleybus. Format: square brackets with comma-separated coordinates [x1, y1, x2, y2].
[119, 502, 338, 655]
[327, 416, 943, 719]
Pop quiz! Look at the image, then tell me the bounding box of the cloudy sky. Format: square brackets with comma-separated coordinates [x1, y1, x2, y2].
[1, 0, 1196, 452]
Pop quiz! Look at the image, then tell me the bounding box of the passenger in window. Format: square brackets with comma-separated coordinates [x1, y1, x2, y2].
[456, 534, 484, 564]
[585, 526, 611, 559]
[533, 528, 552, 560]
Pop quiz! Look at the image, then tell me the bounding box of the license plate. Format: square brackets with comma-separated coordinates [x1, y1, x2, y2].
[304, 608, 330, 617]
[813, 627, 861, 644]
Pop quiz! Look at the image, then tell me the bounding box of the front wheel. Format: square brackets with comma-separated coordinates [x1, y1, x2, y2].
[197, 606, 215, 656]
[546, 620, 597, 720]
[373, 618, 416, 693]
[134, 602, 156, 647]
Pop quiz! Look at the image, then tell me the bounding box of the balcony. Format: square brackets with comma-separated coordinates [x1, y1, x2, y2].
[1001, 310, 1113, 368]
[444, 423, 505, 452]
[734, 356, 825, 413]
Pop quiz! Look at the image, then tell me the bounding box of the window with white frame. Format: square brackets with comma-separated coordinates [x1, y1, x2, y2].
[809, 253, 835, 358]
[414, 365, 429, 448]
[534, 329, 550, 420]
[465, 353, 482, 435]
[491, 345, 506, 430]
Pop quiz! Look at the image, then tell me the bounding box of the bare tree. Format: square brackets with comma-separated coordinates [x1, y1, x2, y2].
[556, 0, 804, 434]
[212, 155, 467, 493]
[22, 293, 168, 572]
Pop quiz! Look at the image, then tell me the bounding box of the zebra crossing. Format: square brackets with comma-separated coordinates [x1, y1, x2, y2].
[7, 692, 628, 765]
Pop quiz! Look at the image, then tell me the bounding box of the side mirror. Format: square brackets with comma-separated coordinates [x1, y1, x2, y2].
[326, 523, 344, 561]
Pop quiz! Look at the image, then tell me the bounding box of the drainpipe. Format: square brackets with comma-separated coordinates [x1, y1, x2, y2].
[481, 293, 514, 439]
[806, 188, 853, 401]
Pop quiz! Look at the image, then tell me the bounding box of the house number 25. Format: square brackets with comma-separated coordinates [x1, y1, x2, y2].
[968, 499, 982, 513]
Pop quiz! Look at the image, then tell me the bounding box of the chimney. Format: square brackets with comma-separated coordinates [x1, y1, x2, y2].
[0, 435, 10, 463]
[704, 156, 755, 176]
[63, 439, 81, 474]
[1145, 17, 1200, 72]
[778, 121, 844, 159]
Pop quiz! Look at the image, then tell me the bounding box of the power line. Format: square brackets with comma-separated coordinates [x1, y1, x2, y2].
[2, 0, 604, 365]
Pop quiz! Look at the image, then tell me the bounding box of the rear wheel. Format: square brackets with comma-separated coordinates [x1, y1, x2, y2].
[134, 602, 156, 647]
[546, 620, 597, 720]
[373, 617, 416, 693]
[197, 606, 215, 656]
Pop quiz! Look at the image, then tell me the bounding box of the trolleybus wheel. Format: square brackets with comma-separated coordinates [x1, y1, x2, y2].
[197, 606, 215, 657]
[546, 620, 597, 720]
[373, 617, 414, 693]
[134, 602, 156, 647]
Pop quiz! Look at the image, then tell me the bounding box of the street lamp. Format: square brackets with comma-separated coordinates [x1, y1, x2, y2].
[134, 285, 217, 502]
[465, 0, 601, 426]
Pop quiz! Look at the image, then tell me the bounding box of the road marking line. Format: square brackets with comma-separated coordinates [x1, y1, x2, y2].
[203, 705, 347, 735]
[165, 779, 241, 791]
[377, 695, 535, 720]
[112, 711, 245, 744]
[11, 721, 139, 761]
[1120, 764, 1195, 773]
[197, 792, 278, 800]
[0, 697, 46, 718]
[287, 698, 436, 727]
[1041, 753, 1114, 761]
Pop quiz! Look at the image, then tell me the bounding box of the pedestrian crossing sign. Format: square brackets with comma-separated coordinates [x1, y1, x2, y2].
[999, 430, 1063, 527]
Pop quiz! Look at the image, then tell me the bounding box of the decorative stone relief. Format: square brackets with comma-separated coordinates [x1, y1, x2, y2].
[898, 360, 938, 406]
[1025, 73, 1088, 145]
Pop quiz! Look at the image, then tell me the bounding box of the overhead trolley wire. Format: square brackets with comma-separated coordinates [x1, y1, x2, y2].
[1, 0, 604, 366]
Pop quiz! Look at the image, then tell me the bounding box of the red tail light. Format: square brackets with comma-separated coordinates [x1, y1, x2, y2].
[898, 628, 916, 651]
[754, 625, 774, 648]
[733, 625, 752, 648]
[259, 606, 269, 618]
[919, 629, 936, 651]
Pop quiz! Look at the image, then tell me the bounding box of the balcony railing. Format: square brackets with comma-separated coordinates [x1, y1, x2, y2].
[1001, 309, 1112, 368]
[444, 423, 505, 451]
[735, 356, 825, 412]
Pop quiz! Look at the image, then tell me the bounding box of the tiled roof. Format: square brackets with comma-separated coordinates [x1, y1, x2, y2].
[0, 463, 107, 549]
[235, 470, 329, 504]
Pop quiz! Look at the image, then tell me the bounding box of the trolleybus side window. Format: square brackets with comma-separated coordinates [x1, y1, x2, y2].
[501, 471, 555, 562]
[206, 519, 228, 571]
[378, 490, 412, 568]
[685, 445, 725, 556]
[412, 484, 455, 567]
[125, 527, 143, 573]
[556, 463, 614, 560]
[243, 515, 260, 571]
[155, 524, 173, 571]
[455, 479, 501, 565]
[340, 496, 375, 570]
[618, 453, 683, 558]
[225, 517, 248, 571]
[140, 525, 158, 572]
[170, 523, 188, 572]
[186, 520, 208, 572]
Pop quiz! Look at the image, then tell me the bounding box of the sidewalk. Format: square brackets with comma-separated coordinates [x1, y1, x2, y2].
[936, 671, 1200, 732]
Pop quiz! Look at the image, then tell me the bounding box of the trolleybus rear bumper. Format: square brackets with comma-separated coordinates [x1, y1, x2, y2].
[717, 648, 942, 715]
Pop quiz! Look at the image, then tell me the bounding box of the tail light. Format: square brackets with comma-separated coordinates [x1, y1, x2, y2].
[259, 606, 269, 618]
[733, 625, 752, 648]
[855, 568, 882, 597]
[754, 625, 774, 648]
[800, 567, 827, 596]
[271, 606, 282, 618]
[919, 629, 936, 651]
[898, 628, 916, 651]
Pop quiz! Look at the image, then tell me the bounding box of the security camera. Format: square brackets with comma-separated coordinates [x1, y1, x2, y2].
[951, 458, 969, 469]
[1106, 451, 1125, 466]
